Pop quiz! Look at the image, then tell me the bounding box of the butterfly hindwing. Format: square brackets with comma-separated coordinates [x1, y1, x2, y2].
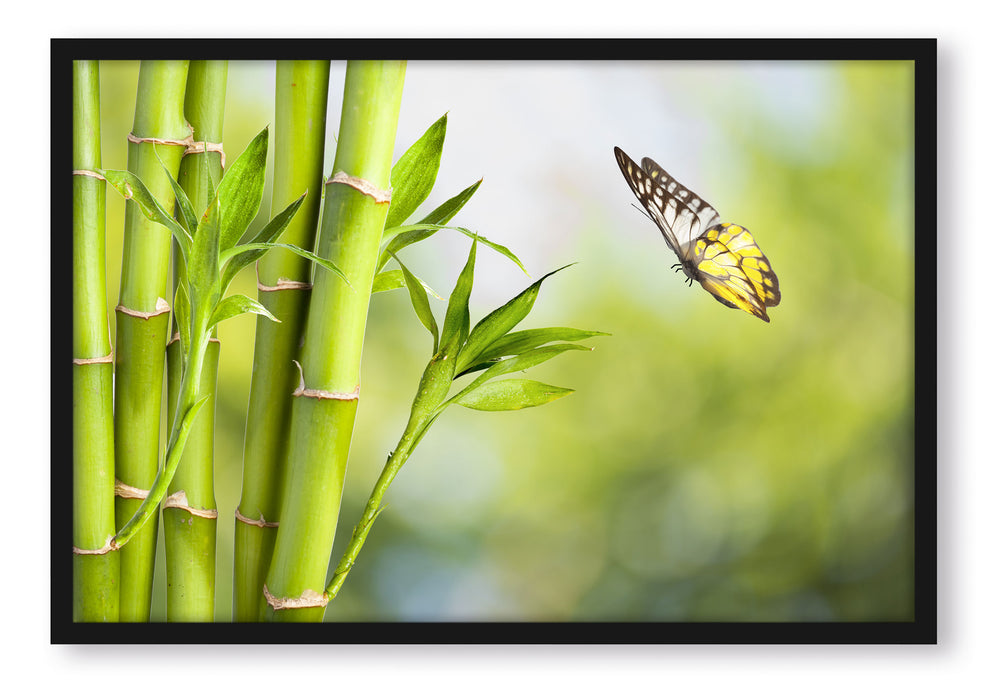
[614, 147, 780, 322]
[689, 224, 780, 322]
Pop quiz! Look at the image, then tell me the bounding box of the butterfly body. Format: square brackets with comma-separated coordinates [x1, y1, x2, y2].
[614, 147, 780, 322]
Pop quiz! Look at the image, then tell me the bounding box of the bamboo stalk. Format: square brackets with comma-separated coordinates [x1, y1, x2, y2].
[163, 60, 227, 621]
[113, 60, 190, 621]
[72, 59, 119, 621]
[262, 60, 406, 622]
[234, 60, 330, 621]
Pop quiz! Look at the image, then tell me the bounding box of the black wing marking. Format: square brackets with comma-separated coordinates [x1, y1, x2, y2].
[614, 146, 683, 254]
[639, 157, 721, 238]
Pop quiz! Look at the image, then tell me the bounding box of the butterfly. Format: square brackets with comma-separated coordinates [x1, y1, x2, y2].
[613, 146, 780, 322]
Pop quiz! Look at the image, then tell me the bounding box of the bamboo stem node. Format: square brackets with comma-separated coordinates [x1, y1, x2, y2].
[114, 479, 150, 500]
[291, 360, 360, 401]
[73, 535, 115, 556]
[326, 170, 392, 204]
[184, 140, 227, 169]
[72, 169, 106, 180]
[163, 490, 219, 519]
[116, 297, 171, 319]
[127, 131, 195, 149]
[234, 508, 279, 528]
[262, 583, 329, 610]
[256, 262, 313, 292]
[73, 350, 114, 365]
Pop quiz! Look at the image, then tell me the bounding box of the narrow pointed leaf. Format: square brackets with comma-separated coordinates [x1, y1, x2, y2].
[464, 327, 610, 371]
[438, 238, 477, 356]
[455, 264, 575, 375]
[217, 126, 268, 251]
[173, 280, 191, 363]
[223, 242, 348, 287]
[159, 151, 198, 233]
[386, 114, 447, 230]
[377, 179, 482, 271]
[98, 168, 191, 260]
[218, 192, 306, 293]
[447, 344, 590, 404]
[188, 196, 222, 304]
[371, 269, 404, 294]
[378, 221, 526, 276]
[454, 378, 573, 412]
[371, 269, 443, 298]
[208, 293, 279, 330]
[393, 255, 439, 354]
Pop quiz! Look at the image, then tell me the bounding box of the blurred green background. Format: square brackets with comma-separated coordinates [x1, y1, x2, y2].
[93, 59, 914, 622]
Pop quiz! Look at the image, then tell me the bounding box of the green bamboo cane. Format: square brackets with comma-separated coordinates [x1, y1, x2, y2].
[113, 60, 190, 621]
[72, 60, 119, 621]
[262, 60, 406, 621]
[163, 60, 227, 621]
[234, 60, 330, 621]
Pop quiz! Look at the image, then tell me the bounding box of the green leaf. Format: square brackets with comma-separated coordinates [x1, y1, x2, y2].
[218, 192, 306, 294]
[377, 221, 526, 277]
[386, 114, 447, 230]
[223, 242, 348, 287]
[447, 344, 590, 406]
[371, 269, 405, 294]
[371, 270, 443, 298]
[455, 264, 575, 375]
[217, 126, 268, 252]
[187, 195, 222, 307]
[454, 378, 573, 412]
[158, 151, 198, 234]
[173, 280, 191, 363]
[460, 327, 610, 374]
[377, 179, 482, 272]
[207, 293, 279, 330]
[393, 255, 439, 354]
[438, 237, 477, 357]
[98, 168, 192, 261]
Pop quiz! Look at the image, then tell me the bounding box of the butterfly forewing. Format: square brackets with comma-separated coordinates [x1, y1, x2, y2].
[639, 157, 721, 241]
[613, 147, 683, 253]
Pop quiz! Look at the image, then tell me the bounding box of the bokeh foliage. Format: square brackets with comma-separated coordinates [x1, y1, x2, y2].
[93, 60, 914, 622]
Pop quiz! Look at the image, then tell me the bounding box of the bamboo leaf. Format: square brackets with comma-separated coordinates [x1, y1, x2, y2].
[173, 280, 191, 363]
[216, 126, 268, 252]
[159, 151, 198, 234]
[385, 114, 447, 230]
[371, 270, 443, 298]
[447, 344, 590, 406]
[393, 255, 439, 354]
[377, 179, 482, 272]
[459, 327, 610, 375]
[377, 221, 526, 277]
[371, 269, 405, 294]
[454, 378, 573, 412]
[438, 237, 477, 357]
[455, 264, 575, 375]
[218, 192, 306, 294]
[208, 293, 279, 330]
[98, 167, 191, 260]
[223, 241, 348, 287]
[188, 195, 222, 305]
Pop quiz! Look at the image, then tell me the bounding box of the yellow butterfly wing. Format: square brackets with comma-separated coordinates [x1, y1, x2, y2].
[690, 223, 780, 323]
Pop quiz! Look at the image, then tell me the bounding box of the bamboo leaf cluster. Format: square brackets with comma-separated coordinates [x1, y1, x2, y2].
[101, 126, 346, 549]
[321, 114, 608, 602]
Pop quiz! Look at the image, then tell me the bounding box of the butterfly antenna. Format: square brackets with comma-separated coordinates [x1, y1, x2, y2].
[630, 202, 652, 222]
